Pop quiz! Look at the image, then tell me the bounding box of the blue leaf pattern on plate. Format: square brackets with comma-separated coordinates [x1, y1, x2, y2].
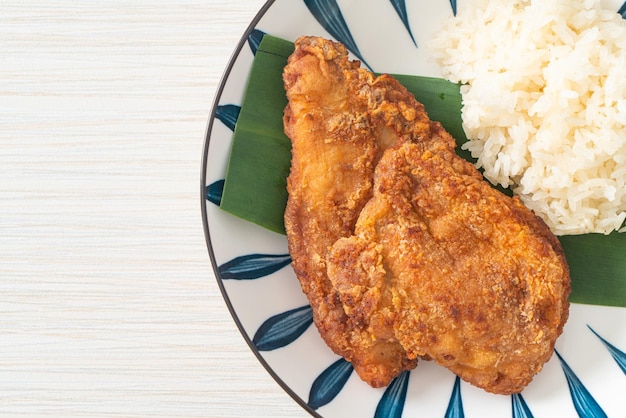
[206, 179, 225, 206]
[204, 3, 626, 416]
[389, 0, 417, 46]
[450, 0, 457, 16]
[445, 376, 464, 418]
[374, 370, 410, 418]
[253, 305, 313, 351]
[218, 253, 292, 280]
[555, 350, 608, 418]
[303, 0, 372, 71]
[512, 393, 534, 418]
[248, 29, 266, 55]
[308, 358, 354, 410]
[588, 325, 626, 374]
[215, 104, 240, 131]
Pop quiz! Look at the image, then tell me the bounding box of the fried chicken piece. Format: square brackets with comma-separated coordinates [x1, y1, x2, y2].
[327, 141, 571, 394]
[283, 35, 570, 393]
[283, 36, 439, 387]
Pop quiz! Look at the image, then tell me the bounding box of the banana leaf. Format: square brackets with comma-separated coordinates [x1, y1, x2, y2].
[220, 35, 468, 233]
[218, 34, 626, 307]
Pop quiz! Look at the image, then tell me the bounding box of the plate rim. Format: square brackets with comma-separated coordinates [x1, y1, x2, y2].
[200, 1, 626, 416]
[200, 0, 320, 416]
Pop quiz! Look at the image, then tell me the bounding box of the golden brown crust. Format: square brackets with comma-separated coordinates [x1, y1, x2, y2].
[327, 141, 570, 394]
[283, 35, 438, 386]
[283, 36, 570, 393]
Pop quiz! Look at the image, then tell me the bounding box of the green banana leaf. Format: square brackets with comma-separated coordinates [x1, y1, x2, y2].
[219, 37, 292, 234]
[219, 34, 626, 308]
[220, 35, 469, 233]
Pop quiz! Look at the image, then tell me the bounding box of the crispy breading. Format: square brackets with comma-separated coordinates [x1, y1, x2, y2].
[283, 35, 437, 387]
[283, 36, 570, 393]
[327, 141, 570, 394]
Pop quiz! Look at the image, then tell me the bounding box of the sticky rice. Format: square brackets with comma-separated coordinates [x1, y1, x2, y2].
[431, 0, 626, 235]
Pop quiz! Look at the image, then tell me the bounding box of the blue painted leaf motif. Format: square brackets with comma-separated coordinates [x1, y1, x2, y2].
[555, 350, 608, 418]
[389, 0, 417, 46]
[450, 0, 457, 16]
[588, 325, 626, 374]
[218, 253, 292, 280]
[215, 104, 240, 131]
[308, 358, 354, 410]
[512, 393, 534, 418]
[374, 370, 410, 418]
[206, 179, 225, 206]
[253, 305, 313, 351]
[303, 0, 372, 71]
[445, 376, 464, 418]
[619, 2, 626, 19]
[248, 29, 265, 55]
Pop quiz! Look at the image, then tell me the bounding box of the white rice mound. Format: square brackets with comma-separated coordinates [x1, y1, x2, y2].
[431, 0, 626, 235]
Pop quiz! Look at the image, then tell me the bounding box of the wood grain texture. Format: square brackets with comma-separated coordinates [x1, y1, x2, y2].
[1, 1, 309, 416]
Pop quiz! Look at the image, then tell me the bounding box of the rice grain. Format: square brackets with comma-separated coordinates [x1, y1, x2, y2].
[431, 0, 626, 235]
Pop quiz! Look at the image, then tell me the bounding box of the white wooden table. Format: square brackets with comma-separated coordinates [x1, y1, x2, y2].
[2, 1, 309, 416]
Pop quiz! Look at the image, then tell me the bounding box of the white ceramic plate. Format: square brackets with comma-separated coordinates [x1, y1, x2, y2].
[201, 1, 626, 416]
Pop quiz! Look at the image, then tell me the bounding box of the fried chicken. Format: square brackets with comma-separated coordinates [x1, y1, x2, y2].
[283, 35, 438, 387]
[283, 35, 570, 394]
[327, 140, 570, 394]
